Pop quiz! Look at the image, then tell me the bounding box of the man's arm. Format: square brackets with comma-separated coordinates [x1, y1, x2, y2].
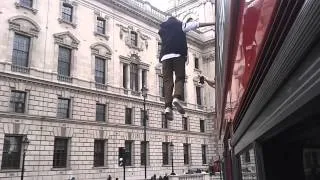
[199, 22, 215, 28]
[183, 21, 215, 32]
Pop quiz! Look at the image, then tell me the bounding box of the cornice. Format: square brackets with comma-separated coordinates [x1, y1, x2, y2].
[96, 0, 212, 48]
[0, 112, 213, 137]
[0, 71, 214, 115]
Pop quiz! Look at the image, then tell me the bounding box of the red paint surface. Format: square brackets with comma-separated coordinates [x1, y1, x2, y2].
[226, 0, 278, 121]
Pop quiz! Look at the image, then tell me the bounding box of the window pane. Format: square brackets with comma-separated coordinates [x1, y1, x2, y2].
[58, 47, 71, 76]
[125, 108, 132, 124]
[94, 140, 105, 167]
[130, 64, 138, 91]
[125, 141, 132, 166]
[161, 113, 168, 129]
[1, 135, 22, 169]
[142, 70, 147, 89]
[195, 57, 199, 69]
[95, 57, 106, 84]
[12, 34, 30, 67]
[62, 3, 73, 22]
[97, 18, 106, 34]
[200, 120, 205, 132]
[202, 145, 207, 164]
[131, 31, 137, 46]
[162, 143, 169, 165]
[96, 104, 105, 121]
[57, 98, 70, 119]
[123, 65, 127, 88]
[10, 91, 26, 113]
[196, 86, 202, 105]
[20, 0, 33, 8]
[183, 117, 188, 131]
[159, 75, 164, 97]
[53, 138, 68, 168]
[183, 144, 189, 165]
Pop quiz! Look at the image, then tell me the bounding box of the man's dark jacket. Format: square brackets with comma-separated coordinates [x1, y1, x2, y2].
[158, 17, 188, 61]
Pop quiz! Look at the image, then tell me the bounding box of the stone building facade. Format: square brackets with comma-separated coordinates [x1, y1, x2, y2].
[0, 0, 216, 179]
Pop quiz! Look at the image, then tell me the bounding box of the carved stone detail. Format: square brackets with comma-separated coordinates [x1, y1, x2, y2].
[90, 43, 112, 59]
[8, 15, 40, 37]
[117, 24, 150, 52]
[53, 31, 80, 49]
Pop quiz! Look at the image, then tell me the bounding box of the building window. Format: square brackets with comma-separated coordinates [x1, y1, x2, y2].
[125, 108, 132, 124]
[245, 150, 251, 163]
[62, 3, 73, 23]
[131, 31, 138, 47]
[53, 138, 69, 168]
[97, 17, 106, 34]
[162, 142, 169, 165]
[1, 135, 22, 169]
[141, 109, 147, 126]
[157, 42, 161, 57]
[57, 98, 70, 119]
[125, 140, 133, 166]
[142, 70, 147, 89]
[20, 0, 33, 8]
[58, 46, 71, 77]
[182, 117, 188, 131]
[130, 64, 139, 91]
[200, 119, 205, 132]
[196, 86, 202, 105]
[161, 113, 168, 129]
[159, 75, 164, 98]
[95, 57, 106, 84]
[123, 64, 127, 88]
[9, 90, 26, 113]
[202, 145, 207, 164]
[96, 104, 106, 122]
[183, 143, 190, 165]
[12, 34, 30, 68]
[194, 57, 199, 69]
[94, 140, 105, 167]
[140, 141, 148, 165]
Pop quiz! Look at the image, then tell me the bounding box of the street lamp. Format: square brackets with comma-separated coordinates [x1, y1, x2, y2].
[21, 137, 30, 180]
[170, 142, 176, 175]
[141, 85, 148, 180]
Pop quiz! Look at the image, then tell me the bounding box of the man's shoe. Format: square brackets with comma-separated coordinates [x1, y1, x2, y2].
[165, 107, 173, 121]
[173, 98, 185, 114]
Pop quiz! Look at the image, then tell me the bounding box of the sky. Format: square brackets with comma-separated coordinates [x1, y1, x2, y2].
[146, 0, 172, 11]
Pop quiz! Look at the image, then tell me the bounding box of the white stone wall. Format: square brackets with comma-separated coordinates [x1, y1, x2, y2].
[0, 0, 216, 179]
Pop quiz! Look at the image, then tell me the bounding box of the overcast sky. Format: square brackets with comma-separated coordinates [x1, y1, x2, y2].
[146, 0, 171, 11]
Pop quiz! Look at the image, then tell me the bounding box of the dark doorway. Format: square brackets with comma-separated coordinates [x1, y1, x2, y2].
[262, 95, 320, 180]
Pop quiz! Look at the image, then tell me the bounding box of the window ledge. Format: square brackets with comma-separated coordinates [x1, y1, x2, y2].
[11, 65, 30, 74]
[58, 18, 77, 28]
[57, 75, 73, 83]
[0, 169, 21, 173]
[95, 83, 108, 90]
[131, 91, 140, 96]
[94, 32, 110, 41]
[51, 168, 72, 171]
[92, 166, 109, 169]
[15, 2, 38, 14]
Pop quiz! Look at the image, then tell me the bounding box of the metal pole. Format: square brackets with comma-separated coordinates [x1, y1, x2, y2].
[123, 158, 126, 180]
[170, 143, 175, 175]
[143, 96, 147, 180]
[21, 151, 26, 180]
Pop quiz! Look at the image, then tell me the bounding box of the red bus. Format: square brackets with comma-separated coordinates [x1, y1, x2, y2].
[215, 0, 320, 179]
